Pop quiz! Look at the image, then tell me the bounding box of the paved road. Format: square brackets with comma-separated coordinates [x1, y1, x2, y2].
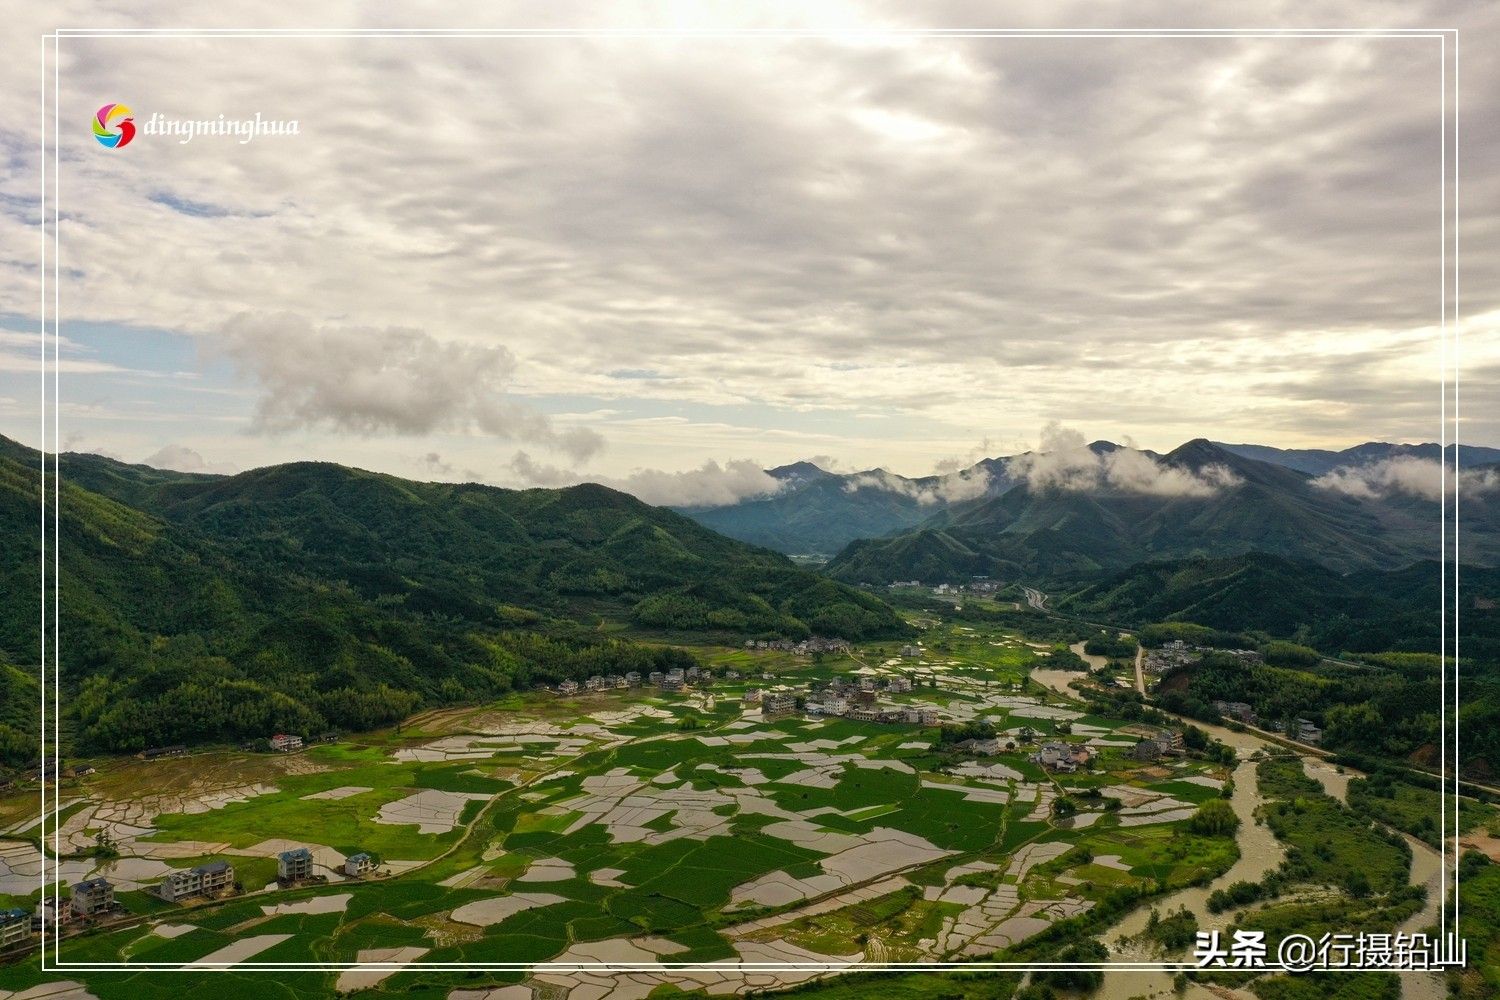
[1132, 644, 1145, 694]
[1022, 586, 1047, 611]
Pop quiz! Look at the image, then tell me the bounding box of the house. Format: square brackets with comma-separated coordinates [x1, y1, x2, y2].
[859, 676, 877, 692]
[70, 878, 114, 918]
[585, 675, 605, 692]
[138, 745, 186, 761]
[1212, 701, 1257, 725]
[1292, 718, 1322, 744]
[660, 670, 685, 692]
[648, 671, 664, 686]
[743, 688, 762, 705]
[725, 670, 741, 680]
[32, 898, 71, 932]
[900, 645, 922, 658]
[887, 677, 913, 693]
[625, 671, 642, 687]
[1130, 739, 1163, 761]
[762, 692, 797, 719]
[72, 764, 96, 777]
[157, 861, 235, 902]
[955, 737, 1003, 756]
[278, 847, 315, 883]
[269, 733, 303, 753]
[612, 675, 628, 689]
[853, 689, 878, 707]
[558, 679, 579, 695]
[903, 707, 940, 726]
[846, 707, 881, 723]
[345, 852, 377, 877]
[1031, 742, 1093, 773]
[807, 697, 848, 717]
[0, 908, 30, 947]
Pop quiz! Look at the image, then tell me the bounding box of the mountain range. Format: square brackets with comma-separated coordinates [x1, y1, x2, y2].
[827, 440, 1499, 582]
[672, 439, 1500, 582]
[0, 433, 906, 756]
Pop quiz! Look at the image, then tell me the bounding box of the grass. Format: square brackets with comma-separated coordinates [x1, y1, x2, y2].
[0, 615, 1303, 996]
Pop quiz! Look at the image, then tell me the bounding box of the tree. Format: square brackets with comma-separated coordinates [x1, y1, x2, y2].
[1188, 799, 1240, 837]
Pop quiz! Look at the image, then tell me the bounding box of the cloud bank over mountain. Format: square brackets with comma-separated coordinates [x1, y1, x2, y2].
[1313, 456, 1500, 500]
[1006, 424, 1242, 497]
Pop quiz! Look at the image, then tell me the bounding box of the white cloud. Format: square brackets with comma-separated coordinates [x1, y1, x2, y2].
[509, 451, 784, 507]
[141, 443, 238, 475]
[1312, 456, 1500, 501]
[843, 467, 993, 505]
[1005, 422, 1241, 497]
[218, 313, 603, 461]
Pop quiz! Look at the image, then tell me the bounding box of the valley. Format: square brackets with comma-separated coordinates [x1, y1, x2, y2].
[1, 605, 1488, 1000]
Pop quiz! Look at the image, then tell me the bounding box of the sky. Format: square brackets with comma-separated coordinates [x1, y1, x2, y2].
[0, 2, 1495, 506]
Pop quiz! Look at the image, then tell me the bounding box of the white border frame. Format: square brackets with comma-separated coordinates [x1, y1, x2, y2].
[36, 25, 1461, 979]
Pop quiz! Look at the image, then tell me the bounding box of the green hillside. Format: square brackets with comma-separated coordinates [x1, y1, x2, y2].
[1054, 551, 1500, 660]
[0, 435, 907, 758]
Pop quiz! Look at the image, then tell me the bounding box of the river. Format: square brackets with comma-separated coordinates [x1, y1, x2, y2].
[1029, 666, 1446, 1000]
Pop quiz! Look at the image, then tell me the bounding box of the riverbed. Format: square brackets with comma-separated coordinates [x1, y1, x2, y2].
[1029, 666, 1446, 1000]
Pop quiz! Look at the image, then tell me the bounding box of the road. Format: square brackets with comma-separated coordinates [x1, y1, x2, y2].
[1019, 582, 1500, 799]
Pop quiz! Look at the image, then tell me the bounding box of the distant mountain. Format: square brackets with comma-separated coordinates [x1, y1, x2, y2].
[0, 434, 907, 757]
[680, 459, 1011, 556]
[825, 440, 1500, 584]
[1213, 441, 1500, 476]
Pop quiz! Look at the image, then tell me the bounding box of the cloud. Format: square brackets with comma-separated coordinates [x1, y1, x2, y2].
[509, 451, 783, 507]
[4, 6, 1498, 461]
[217, 313, 604, 462]
[1005, 422, 1241, 497]
[1312, 457, 1500, 501]
[843, 467, 993, 506]
[141, 443, 238, 475]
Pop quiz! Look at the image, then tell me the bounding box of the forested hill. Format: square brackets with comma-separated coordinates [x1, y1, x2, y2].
[1054, 551, 1500, 661]
[0, 434, 907, 758]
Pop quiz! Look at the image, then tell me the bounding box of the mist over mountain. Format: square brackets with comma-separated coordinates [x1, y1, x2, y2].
[676, 435, 1500, 570]
[822, 440, 1500, 584]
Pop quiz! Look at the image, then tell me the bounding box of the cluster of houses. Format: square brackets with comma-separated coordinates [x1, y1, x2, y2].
[1208, 701, 1320, 743]
[10, 842, 380, 947]
[1143, 641, 1264, 675]
[0, 758, 97, 790]
[756, 675, 942, 727]
[556, 662, 774, 697]
[885, 579, 1001, 596]
[742, 636, 852, 656]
